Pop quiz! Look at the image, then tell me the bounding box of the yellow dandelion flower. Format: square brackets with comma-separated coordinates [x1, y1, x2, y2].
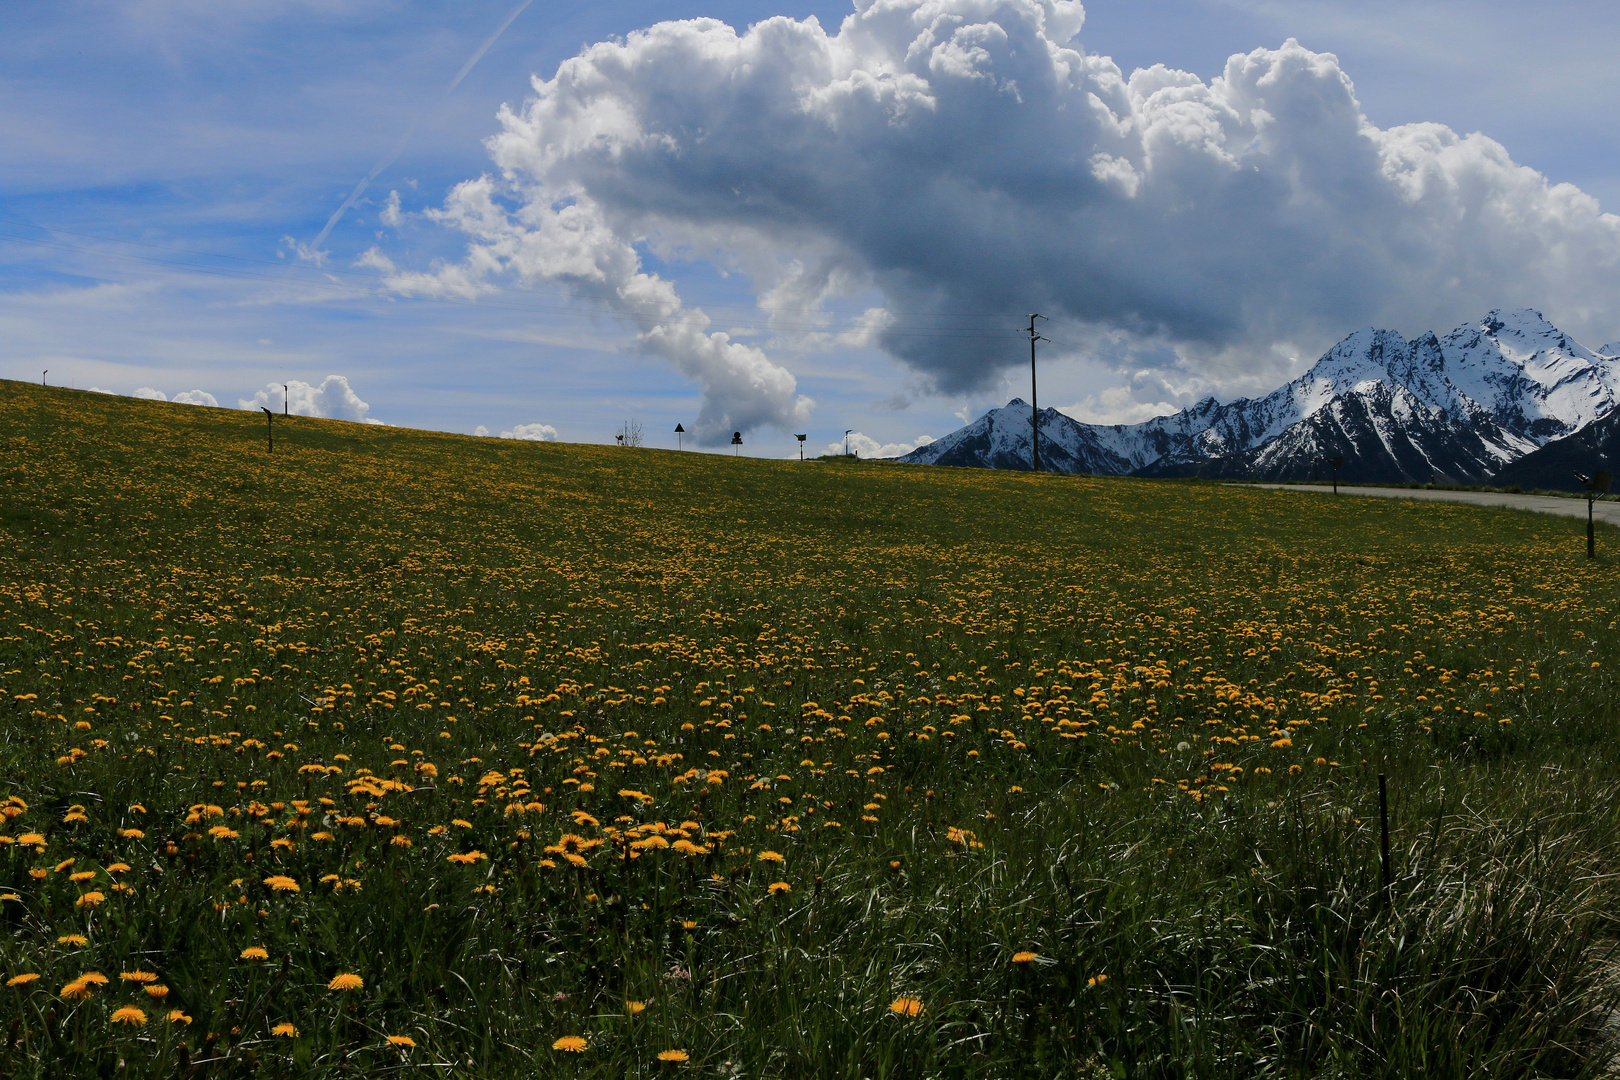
[109, 1006, 147, 1026]
[263, 875, 300, 893]
[757, 850, 785, 863]
[327, 972, 364, 991]
[75, 890, 106, 908]
[552, 1035, 588, 1052]
[144, 984, 170, 999]
[7, 973, 41, 987]
[767, 881, 792, 895]
[79, 972, 109, 986]
[59, 980, 94, 1000]
[889, 995, 924, 1017]
[385, 1035, 417, 1047]
[239, 947, 269, 961]
[272, 1022, 300, 1037]
[57, 934, 88, 947]
[1011, 951, 1039, 963]
[657, 1049, 690, 1061]
[166, 1010, 192, 1025]
[120, 971, 158, 984]
[626, 1000, 648, 1015]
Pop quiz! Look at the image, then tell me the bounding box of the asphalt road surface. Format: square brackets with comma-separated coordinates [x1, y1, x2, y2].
[1240, 484, 1620, 527]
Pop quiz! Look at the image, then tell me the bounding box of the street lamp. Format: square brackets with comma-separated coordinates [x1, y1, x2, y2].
[844, 429, 853, 457]
[1574, 470, 1611, 559]
[41, 370, 48, 386]
[283, 384, 289, 416]
[261, 407, 274, 453]
[795, 433, 806, 460]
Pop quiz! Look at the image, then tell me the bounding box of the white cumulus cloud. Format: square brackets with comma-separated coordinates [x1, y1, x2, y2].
[171, 390, 219, 407]
[499, 421, 558, 440]
[132, 386, 167, 401]
[828, 432, 934, 459]
[406, 0, 1620, 413]
[239, 376, 381, 424]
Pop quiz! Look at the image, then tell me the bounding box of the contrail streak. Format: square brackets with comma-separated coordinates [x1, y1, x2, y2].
[306, 0, 534, 254]
[447, 0, 533, 93]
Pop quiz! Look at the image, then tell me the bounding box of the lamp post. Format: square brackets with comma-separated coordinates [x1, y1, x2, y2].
[795, 433, 806, 460]
[261, 407, 274, 453]
[283, 384, 289, 416]
[674, 423, 685, 450]
[844, 429, 853, 457]
[41, 370, 48, 386]
[1575, 470, 1611, 559]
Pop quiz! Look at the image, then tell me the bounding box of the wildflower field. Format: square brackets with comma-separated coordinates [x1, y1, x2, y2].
[3, 381, 1619, 1079]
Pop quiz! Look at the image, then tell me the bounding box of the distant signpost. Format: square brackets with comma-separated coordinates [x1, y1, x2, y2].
[795, 433, 806, 460]
[1322, 455, 1344, 495]
[731, 431, 743, 456]
[1575, 469, 1611, 558]
[675, 423, 686, 450]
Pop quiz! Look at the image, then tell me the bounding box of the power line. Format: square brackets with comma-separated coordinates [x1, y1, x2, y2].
[0, 228, 1041, 340]
[0, 218, 1177, 366]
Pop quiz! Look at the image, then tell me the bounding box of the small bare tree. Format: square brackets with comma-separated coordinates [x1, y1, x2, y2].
[618, 420, 644, 448]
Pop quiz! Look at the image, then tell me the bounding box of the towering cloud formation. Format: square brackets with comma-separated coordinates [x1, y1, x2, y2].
[416, 0, 1620, 433]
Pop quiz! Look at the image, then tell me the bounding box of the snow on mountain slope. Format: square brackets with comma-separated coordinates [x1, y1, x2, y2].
[897, 310, 1620, 484]
[1436, 310, 1620, 444]
[898, 400, 1136, 474]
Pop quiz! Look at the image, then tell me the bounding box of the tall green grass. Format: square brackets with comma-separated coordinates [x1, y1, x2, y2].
[0, 381, 1618, 1078]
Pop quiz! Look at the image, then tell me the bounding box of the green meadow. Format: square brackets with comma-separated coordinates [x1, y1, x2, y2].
[2, 380, 1619, 1078]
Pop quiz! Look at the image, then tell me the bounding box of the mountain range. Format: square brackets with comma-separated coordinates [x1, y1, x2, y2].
[897, 310, 1620, 486]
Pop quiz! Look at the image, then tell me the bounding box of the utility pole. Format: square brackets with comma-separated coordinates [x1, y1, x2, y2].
[1026, 313, 1047, 472]
[283, 384, 289, 416]
[261, 407, 273, 453]
[41, 370, 48, 386]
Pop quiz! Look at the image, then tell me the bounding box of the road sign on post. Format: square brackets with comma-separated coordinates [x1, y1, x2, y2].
[675, 423, 686, 450]
[731, 431, 742, 456]
[1323, 455, 1344, 495]
[795, 433, 806, 460]
[1575, 470, 1611, 558]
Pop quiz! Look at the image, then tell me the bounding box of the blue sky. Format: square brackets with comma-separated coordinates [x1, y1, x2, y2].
[4, 0, 1618, 454]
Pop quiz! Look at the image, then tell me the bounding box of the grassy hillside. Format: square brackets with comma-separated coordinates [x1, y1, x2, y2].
[2, 380, 1619, 1079]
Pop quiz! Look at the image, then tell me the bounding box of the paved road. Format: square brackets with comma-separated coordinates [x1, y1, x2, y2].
[1240, 484, 1620, 527]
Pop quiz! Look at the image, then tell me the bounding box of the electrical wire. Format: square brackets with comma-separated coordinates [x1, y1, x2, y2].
[0, 218, 1165, 363]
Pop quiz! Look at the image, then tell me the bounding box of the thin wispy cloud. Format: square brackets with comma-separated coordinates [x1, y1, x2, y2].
[307, 0, 538, 255]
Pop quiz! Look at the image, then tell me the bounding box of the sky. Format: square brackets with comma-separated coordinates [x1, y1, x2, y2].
[3, 0, 1619, 456]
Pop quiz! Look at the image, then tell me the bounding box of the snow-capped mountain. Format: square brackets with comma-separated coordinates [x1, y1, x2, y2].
[1493, 403, 1620, 493]
[898, 310, 1620, 484]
